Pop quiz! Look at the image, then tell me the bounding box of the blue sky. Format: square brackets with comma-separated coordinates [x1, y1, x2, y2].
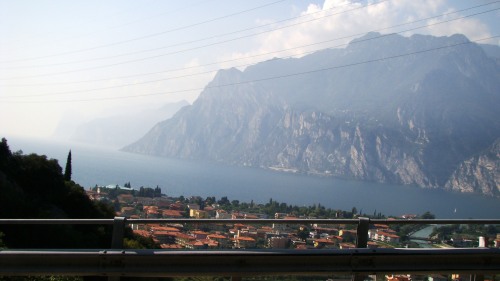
[1, 0, 499, 139]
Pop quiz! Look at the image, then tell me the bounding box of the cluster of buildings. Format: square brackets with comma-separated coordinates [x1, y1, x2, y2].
[85, 188, 404, 250]
[84, 187, 500, 281]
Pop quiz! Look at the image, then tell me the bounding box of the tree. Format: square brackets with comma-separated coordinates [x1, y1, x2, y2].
[218, 196, 230, 206]
[231, 200, 240, 207]
[63, 150, 72, 181]
[420, 211, 435, 219]
[0, 138, 12, 161]
[154, 185, 162, 197]
[351, 207, 358, 218]
[297, 226, 309, 241]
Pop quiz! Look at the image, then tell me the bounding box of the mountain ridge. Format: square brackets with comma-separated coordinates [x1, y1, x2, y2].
[123, 33, 500, 197]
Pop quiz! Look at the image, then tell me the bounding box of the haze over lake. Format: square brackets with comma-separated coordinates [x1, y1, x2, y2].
[8, 136, 500, 219]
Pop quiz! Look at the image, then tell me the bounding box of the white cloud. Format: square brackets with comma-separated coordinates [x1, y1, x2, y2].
[221, 0, 494, 68]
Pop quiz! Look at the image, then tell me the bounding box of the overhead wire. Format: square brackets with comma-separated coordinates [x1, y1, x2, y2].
[5, 0, 497, 82]
[1, 3, 498, 98]
[2, 35, 497, 104]
[3, 0, 498, 87]
[0, 0, 288, 64]
[0, 0, 389, 80]
[0, 0, 380, 70]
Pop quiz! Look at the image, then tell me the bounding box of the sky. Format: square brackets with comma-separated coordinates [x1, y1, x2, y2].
[1, 0, 499, 139]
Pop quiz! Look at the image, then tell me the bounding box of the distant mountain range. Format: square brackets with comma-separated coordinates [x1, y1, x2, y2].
[123, 33, 500, 197]
[54, 100, 189, 148]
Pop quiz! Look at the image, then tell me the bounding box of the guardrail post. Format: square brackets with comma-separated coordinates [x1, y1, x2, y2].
[111, 216, 126, 249]
[353, 217, 370, 281]
[356, 217, 370, 248]
[109, 217, 126, 281]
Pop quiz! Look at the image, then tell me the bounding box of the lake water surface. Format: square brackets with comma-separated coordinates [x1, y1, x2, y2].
[7, 136, 500, 219]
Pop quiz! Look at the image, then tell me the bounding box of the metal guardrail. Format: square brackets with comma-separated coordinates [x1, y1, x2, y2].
[1, 217, 500, 279]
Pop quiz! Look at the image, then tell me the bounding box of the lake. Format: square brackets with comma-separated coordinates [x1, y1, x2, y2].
[6, 136, 500, 219]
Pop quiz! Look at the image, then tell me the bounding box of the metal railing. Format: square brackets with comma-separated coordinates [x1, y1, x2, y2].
[1, 217, 500, 280]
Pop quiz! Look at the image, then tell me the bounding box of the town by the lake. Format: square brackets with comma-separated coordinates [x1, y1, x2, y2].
[87, 184, 500, 253]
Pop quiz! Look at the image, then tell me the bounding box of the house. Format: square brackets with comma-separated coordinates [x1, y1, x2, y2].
[146, 208, 160, 218]
[313, 238, 337, 249]
[150, 226, 180, 233]
[190, 230, 209, 240]
[207, 233, 231, 248]
[169, 202, 185, 210]
[215, 210, 231, 219]
[152, 231, 178, 244]
[233, 236, 257, 249]
[133, 230, 151, 239]
[119, 207, 135, 217]
[185, 240, 206, 250]
[174, 232, 196, 248]
[203, 206, 216, 217]
[232, 213, 246, 219]
[162, 209, 184, 218]
[339, 242, 356, 249]
[339, 229, 357, 242]
[275, 213, 287, 219]
[268, 236, 289, 249]
[160, 244, 182, 249]
[201, 239, 219, 249]
[154, 197, 172, 208]
[375, 231, 400, 244]
[117, 194, 134, 204]
[387, 274, 412, 281]
[190, 209, 209, 219]
[187, 203, 200, 210]
[135, 197, 155, 205]
[313, 226, 339, 236]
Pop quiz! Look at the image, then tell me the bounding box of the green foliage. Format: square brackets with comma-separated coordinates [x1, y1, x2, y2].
[136, 186, 162, 198]
[420, 211, 436, 219]
[0, 138, 115, 249]
[63, 150, 72, 181]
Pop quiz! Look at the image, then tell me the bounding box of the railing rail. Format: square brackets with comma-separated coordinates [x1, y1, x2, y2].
[1, 217, 500, 280]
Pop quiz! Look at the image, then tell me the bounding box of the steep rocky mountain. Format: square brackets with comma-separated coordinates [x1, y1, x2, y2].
[445, 138, 500, 197]
[123, 33, 500, 197]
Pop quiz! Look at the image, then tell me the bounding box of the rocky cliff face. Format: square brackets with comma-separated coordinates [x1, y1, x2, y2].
[445, 139, 500, 197]
[123, 33, 500, 197]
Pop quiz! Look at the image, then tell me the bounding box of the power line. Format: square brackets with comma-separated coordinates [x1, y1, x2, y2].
[0, 0, 288, 64]
[3, 35, 496, 104]
[0, 0, 380, 70]
[2, 4, 498, 95]
[0, 0, 388, 80]
[4, 0, 495, 80]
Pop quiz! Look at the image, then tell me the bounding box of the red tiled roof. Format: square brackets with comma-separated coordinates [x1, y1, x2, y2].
[245, 214, 259, 219]
[175, 232, 195, 240]
[191, 230, 209, 235]
[162, 210, 183, 217]
[160, 244, 182, 249]
[151, 226, 180, 232]
[133, 230, 150, 238]
[208, 234, 228, 240]
[153, 231, 179, 237]
[235, 236, 256, 242]
[314, 238, 335, 244]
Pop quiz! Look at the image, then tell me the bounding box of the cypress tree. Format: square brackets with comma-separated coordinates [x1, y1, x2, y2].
[64, 150, 72, 181]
